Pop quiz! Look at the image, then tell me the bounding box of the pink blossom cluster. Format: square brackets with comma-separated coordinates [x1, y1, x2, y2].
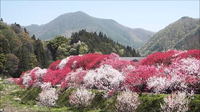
[11, 49, 200, 93]
[141, 49, 200, 66]
[11, 67, 47, 87]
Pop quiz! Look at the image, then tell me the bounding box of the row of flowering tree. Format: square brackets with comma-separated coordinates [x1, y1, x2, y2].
[11, 49, 200, 93]
[8, 49, 200, 111]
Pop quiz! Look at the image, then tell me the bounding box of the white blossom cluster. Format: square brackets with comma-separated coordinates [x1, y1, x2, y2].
[33, 67, 47, 87]
[147, 76, 170, 93]
[147, 74, 187, 93]
[21, 67, 47, 87]
[69, 88, 95, 107]
[83, 65, 124, 90]
[115, 90, 140, 112]
[38, 83, 58, 107]
[40, 82, 52, 90]
[161, 91, 193, 112]
[121, 65, 135, 75]
[22, 72, 32, 87]
[57, 57, 71, 69]
[169, 74, 188, 91]
[34, 68, 47, 79]
[65, 68, 86, 87]
[174, 58, 200, 77]
[147, 57, 200, 93]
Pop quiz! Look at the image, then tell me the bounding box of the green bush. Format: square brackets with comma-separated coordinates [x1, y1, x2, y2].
[90, 90, 107, 109]
[20, 87, 41, 105]
[0, 84, 3, 91]
[56, 88, 75, 107]
[136, 94, 166, 112]
[189, 94, 200, 112]
[90, 90, 117, 111]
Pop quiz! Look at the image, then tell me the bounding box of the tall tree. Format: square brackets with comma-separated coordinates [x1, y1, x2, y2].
[47, 36, 68, 60]
[0, 53, 6, 75]
[4, 54, 19, 77]
[34, 39, 48, 67]
[16, 43, 38, 77]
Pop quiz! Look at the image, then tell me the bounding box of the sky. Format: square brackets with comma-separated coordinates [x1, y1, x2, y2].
[1, 0, 199, 32]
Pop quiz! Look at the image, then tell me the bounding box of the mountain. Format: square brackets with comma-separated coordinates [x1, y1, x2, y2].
[26, 11, 154, 48]
[174, 26, 200, 50]
[139, 17, 200, 56]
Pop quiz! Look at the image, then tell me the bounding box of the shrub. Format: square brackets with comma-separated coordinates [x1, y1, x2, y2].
[147, 76, 171, 93]
[137, 94, 165, 112]
[20, 87, 42, 105]
[140, 50, 178, 66]
[115, 91, 140, 112]
[56, 88, 75, 107]
[99, 53, 135, 73]
[62, 68, 87, 88]
[83, 65, 124, 90]
[124, 65, 158, 92]
[189, 94, 200, 112]
[147, 74, 187, 93]
[160, 91, 193, 112]
[43, 67, 71, 86]
[66, 53, 109, 70]
[171, 58, 200, 78]
[178, 49, 200, 60]
[38, 83, 58, 107]
[69, 88, 95, 108]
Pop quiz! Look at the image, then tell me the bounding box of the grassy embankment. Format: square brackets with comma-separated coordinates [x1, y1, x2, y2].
[0, 78, 200, 112]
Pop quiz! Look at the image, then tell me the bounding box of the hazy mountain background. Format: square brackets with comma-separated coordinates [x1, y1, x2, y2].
[26, 11, 154, 48]
[139, 17, 200, 56]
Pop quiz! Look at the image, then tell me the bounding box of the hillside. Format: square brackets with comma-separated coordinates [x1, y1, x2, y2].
[70, 30, 139, 56]
[0, 21, 139, 78]
[26, 11, 154, 48]
[174, 26, 200, 50]
[139, 17, 200, 56]
[46, 30, 140, 61]
[0, 21, 50, 77]
[0, 21, 51, 77]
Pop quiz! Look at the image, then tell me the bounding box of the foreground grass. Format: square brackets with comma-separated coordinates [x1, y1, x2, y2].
[0, 79, 70, 112]
[0, 78, 200, 112]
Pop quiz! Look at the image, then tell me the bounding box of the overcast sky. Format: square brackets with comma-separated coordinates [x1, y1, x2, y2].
[1, 0, 199, 32]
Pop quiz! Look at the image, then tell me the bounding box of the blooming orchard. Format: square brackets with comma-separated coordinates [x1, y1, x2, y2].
[11, 49, 200, 93]
[9, 49, 200, 108]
